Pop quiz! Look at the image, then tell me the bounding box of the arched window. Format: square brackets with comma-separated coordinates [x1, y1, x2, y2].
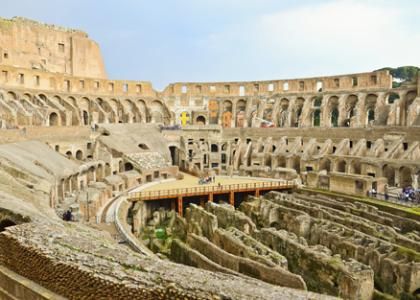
[331, 108, 339, 127]
[313, 109, 321, 127]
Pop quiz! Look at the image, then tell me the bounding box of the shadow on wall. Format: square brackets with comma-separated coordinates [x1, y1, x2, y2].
[0, 208, 31, 232]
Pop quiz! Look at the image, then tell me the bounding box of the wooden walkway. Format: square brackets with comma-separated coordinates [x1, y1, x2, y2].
[128, 180, 296, 216]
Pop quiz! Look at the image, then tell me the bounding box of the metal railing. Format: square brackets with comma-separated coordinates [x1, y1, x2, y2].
[128, 180, 296, 201]
[368, 192, 420, 207]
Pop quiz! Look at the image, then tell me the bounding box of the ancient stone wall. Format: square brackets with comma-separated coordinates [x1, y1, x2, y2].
[0, 222, 332, 300]
[0, 17, 106, 79]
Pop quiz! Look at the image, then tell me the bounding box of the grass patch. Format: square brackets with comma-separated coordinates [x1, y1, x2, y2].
[300, 187, 420, 218]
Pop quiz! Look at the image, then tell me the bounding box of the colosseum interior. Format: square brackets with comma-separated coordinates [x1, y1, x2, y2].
[0, 16, 419, 300]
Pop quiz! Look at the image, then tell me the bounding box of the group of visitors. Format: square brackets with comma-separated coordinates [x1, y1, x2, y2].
[198, 176, 216, 185]
[368, 185, 420, 204]
[399, 186, 420, 203]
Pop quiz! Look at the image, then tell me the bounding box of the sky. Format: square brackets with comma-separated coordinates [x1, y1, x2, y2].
[2, 0, 420, 90]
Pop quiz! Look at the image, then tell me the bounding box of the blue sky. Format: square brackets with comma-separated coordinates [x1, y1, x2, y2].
[2, 0, 420, 90]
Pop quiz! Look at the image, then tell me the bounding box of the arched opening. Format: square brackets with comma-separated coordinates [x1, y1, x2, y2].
[221, 153, 227, 164]
[399, 167, 412, 188]
[66, 151, 72, 159]
[365, 94, 377, 125]
[75, 150, 83, 160]
[278, 156, 286, 168]
[96, 164, 103, 181]
[195, 115, 206, 125]
[313, 109, 321, 127]
[83, 110, 89, 125]
[367, 109, 375, 124]
[350, 161, 361, 175]
[169, 146, 179, 165]
[319, 158, 331, 172]
[331, 108, 339, 127]
[343, 94, 358, 127]
[87, 166, 95, 183]
[49, 112, 59, 126]
[278, 98, 289, 127]
[328, 96, 339, 127]
[125, 162, 134, 171]
[292, 156, 300, 173]
[382, 165, 395, 186]
[337, 160, 347, 173]
[387, 92, 400, 104]
[138, 143, 149, 150]
[236, 99, 247, 128]
[292, 98, 304, 127]
[0, 219, 16, 232]
[211, 144, 218, 152]
[105, 163, 111, 177]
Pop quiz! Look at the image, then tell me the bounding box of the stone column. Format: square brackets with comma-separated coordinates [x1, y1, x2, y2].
[231, 99, 237, 128]
[398, 91, 408, 126]
[337, 94, 347, 127]
[412, 174, 418, 189]
[355, 93, 366, 128]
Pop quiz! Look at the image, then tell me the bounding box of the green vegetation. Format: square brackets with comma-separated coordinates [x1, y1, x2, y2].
[300, 187, 420, 218]
[375, 66, 420, 87]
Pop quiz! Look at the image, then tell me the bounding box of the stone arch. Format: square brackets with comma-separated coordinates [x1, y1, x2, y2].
[291, 156, 301, 173]
[312, 96, 322, 127]
[87, 166, 95, 183]
[222, 100, 233, 128]
[277, 156, 286, 168]
[291, 97, 304, 127]
[386, 92, 400, 105]
[382, 164, 395, 186]
[105, 163, 111, 177]
[66, 151, 72, 158]
[125, 162, 134, 171]
[136, 99, 148, 122]
[328, 96, 339, 127]
[399, 166, 412, 188]
[150, 100, 166, 124]
[319, 158, 331, 172]
[49, 112, 60, 126]
[6, 91, 17, 101]
[195, 115, 206, 125]
[96, 164, 104, 181]
[365, 94, 378, 125]
[403, 91, 417, 126]
[350, 160, 362, 175]
[343, 94, 358, 127]
[65, 96, 81, 125]
[236, 99, 247, 128]
[223, 100, 233, 112]
[278, 98, 289, 127]
[336, 160, 347, 173]
[75, 150, 83, 160]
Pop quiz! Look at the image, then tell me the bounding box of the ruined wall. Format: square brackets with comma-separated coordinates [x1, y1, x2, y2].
[0, 222, 332, 300]
[162, 71, 392, 97]
[0, 17, 106, 79]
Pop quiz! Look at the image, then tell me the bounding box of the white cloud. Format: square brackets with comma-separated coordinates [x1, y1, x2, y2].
[200, 0, 420, 79]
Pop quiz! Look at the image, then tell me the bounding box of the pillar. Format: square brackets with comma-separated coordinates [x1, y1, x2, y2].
[208, 192, 213, 202]
[171, 198, 176, 211]
[229, 191, 234, 207]
[177, 195, 183, 217]
[412, 174, 418, 189]
[255, 189, 260, 197]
